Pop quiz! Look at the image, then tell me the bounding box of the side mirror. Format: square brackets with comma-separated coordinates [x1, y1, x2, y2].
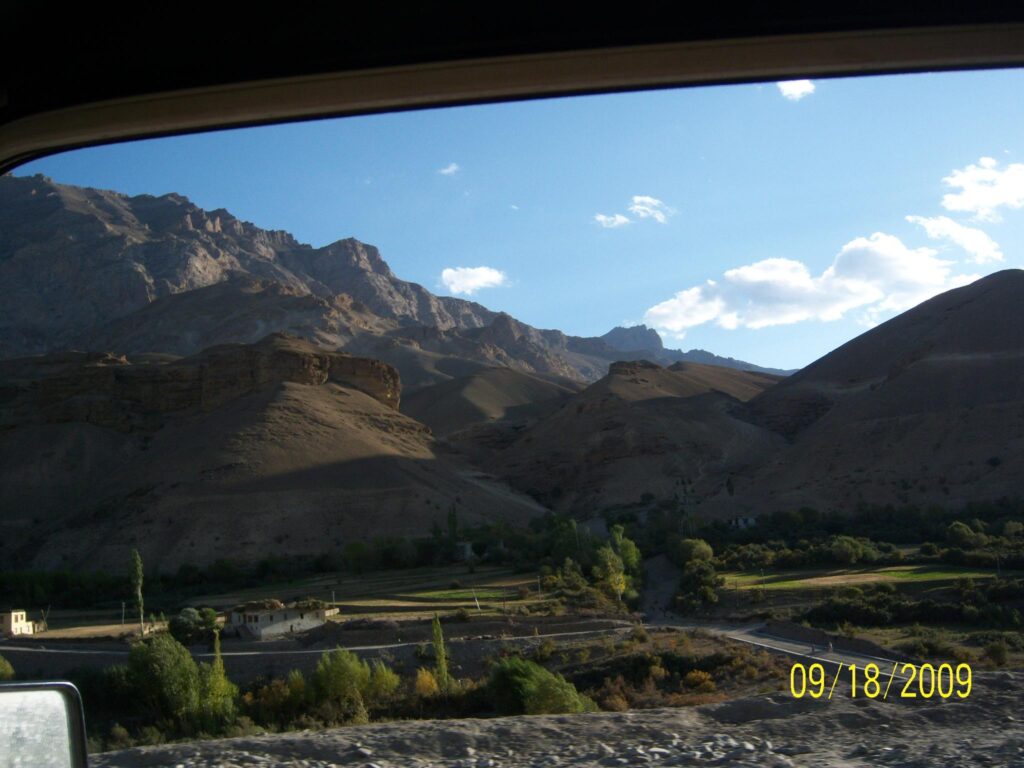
[0, 682, 89, 767]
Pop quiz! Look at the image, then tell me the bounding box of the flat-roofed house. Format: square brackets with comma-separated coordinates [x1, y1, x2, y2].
[1, 609, 34, 637]
[227, 598, 338, 639]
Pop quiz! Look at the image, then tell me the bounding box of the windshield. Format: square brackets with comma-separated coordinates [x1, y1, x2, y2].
[1, 69, 1022, 767]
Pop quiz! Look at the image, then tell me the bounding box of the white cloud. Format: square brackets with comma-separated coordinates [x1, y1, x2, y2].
[440, 266, 508, 295]
[595, 213, 631, 228]
[644, 233, 978, 335]
[776, 80, 816, 101]
[941, 156, 1024, 221]
[509, 204, 520, 211]
[906, 214, 1003, 264]
[628, 195, 673, 224]
[645, 286, 724, 337]
[438, 162, 460, 176]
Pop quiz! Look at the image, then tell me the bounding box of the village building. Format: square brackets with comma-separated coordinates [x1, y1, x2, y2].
[1, 609, 35, 637]
[227, 598, 338, 639]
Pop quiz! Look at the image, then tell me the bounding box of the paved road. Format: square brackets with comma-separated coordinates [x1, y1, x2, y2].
[0, 625, 634, 661]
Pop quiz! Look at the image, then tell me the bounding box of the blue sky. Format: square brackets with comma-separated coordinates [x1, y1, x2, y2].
[16, 69, 1024, 369]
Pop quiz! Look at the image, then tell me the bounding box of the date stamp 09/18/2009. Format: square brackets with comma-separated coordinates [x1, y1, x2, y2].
[789, 661, 972, 700]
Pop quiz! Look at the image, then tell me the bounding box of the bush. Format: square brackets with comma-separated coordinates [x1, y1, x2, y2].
[534, 638, 556, 662]
[984, 639, 1009, 667]
[487, 657, 596, 715]
[683, 669, 716, 692]
[414, 667, 440, 698]
[168, 607, 218, 646]
[367, 660, 400, 706]
[675, 560, 723, 613]
[128, 633, 201, 724]
[312, 647, 370, 714]
[673, 538, 713, 565]
[0, 654, 13, 681]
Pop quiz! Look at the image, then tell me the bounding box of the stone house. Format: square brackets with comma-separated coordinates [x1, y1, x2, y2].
[227, 598, 338, 639]
[1, 609, 35, 637]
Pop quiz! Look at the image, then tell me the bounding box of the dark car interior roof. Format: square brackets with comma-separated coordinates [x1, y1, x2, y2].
[3, 5, 1024, 172]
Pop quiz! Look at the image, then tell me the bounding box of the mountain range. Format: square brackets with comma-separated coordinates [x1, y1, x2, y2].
[1, 173, 1021, 571]
[0, 174, 791, 385]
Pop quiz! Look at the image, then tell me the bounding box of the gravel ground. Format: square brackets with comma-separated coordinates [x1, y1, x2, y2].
[91, 670, 1023, 768]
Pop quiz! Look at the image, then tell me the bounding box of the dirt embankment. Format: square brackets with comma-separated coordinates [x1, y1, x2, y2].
[91, 670, 1024, 767]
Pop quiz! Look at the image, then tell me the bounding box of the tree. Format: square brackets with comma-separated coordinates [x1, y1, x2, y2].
[676, 559, 724, 614]
[610, 525, 642, 578]
[128, 633, 200, 724]
[592, 545, 627, 602]
[947, 521, 977, 549]
[197, 630, 237, 730]
[312, 647, 372, 722]
[168, 607, 218, 645]
[367, 659, 400, 706]
[0, 654, 13, 681]
[488, 657, 596, 715]
[431, 613, 451, 693]
[130, 549, 145, 634]
[673, 538, 713, 565]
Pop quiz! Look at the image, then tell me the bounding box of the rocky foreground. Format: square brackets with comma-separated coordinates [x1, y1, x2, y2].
[92, 671, 1023, 768]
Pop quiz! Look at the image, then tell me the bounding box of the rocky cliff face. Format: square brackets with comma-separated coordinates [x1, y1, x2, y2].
[0, 175, 789, 387]
[0, 175, 496, 359]
[601, 325, 664, 352]
[0, 333, 401, 435]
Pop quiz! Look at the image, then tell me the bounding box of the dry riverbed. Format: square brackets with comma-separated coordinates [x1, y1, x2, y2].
[92, 670, 1023, 768]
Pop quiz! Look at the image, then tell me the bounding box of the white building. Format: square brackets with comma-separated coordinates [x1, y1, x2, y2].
[228, 599, 338, 639]
[1, 610, 34, 637]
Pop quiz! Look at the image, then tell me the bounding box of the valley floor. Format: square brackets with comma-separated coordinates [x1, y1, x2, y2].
[90, 669, 1023, 768]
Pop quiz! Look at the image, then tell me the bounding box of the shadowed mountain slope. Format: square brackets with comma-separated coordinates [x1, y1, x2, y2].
[0, 334, 544, 572]
[717, 269, 1024, 514]
[476, 360, 783, 514]
[401, 367, 581, 437]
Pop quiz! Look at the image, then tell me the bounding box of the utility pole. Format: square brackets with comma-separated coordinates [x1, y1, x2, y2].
[121, 602, 125, 625]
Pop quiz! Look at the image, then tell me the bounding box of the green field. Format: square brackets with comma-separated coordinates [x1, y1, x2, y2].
[183, 564, 542, 619]
[722, 564, 1008, 592]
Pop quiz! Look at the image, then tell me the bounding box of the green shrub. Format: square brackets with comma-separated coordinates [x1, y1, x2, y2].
[367, 660, 400, 706]
[534, 638, 556, 662]
[168, 607, 218, 645]
[313, 648, 370, 712]
[488, 657, 597, 715]
[128, 633, 201, 724]
[0, 654, 14, 681]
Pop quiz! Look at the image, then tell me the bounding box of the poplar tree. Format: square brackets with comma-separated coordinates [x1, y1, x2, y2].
[130, 549, 145, 634]
[431, 613, 450, 693]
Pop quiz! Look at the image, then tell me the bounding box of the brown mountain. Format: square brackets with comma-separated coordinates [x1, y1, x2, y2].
[401, 367, 581, 437]
[472, 360, 783, 514]
[718, 269, 1024, 514]
[452, 265, 1024, 519]
[0, 334, 544, 572]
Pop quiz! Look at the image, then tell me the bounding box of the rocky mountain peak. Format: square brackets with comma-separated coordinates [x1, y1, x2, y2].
[321, 237, 394, 277]
[601, 325, 664, 352]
